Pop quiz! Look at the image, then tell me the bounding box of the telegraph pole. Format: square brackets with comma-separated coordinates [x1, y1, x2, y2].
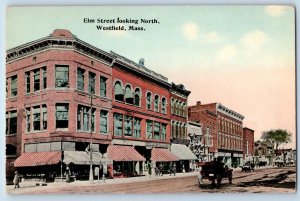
[89, 87, 94, 183]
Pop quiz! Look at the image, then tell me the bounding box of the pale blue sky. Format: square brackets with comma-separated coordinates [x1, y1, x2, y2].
[6, 6, 296, 148]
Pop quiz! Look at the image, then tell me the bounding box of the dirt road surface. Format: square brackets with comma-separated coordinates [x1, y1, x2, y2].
[7, 166, 296, 194]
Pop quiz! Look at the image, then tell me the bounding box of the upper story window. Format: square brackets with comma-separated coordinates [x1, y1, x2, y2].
[161, 97, 166, 114]
[55, 66, 69, 88]
[146, 120, 153, 139]
[100, 76, 107, 97]
[171, 99, 174, 114]
[154, 95, 159, 112]
[77, 105, 95, 132]
[146, 92, 152, 110]
[134, 88, 141, 107]
[26, 104, 47, 132]
[25, 67, 47, 94]
[77, 68, 85, 91]
[11, 75, 18, 97]
[6, 110, 17, 135]
[114, 81, 124, 102]
[89, 72, 96, 94]
[125, 85, 134, 104]
[56, 103, 69, 129]
[114, 113, 123, 136]
[146, 120, 166, 141]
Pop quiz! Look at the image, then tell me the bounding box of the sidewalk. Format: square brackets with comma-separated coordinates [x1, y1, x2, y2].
[7, 171, 200, 191]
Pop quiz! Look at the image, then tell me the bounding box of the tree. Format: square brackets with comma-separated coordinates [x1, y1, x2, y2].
[261, 129, 292, 150]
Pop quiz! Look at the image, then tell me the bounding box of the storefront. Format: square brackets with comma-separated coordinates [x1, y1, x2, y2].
[107, 145, 146, 178]
[170, 144, 197, 172]
[150, 147, 179, 175]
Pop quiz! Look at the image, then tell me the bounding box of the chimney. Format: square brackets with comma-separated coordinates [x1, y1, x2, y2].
[196, 101, 201, 106]
[139, 58, 145, 66]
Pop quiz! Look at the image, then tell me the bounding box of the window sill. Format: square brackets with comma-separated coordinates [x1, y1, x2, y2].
[26, 130, 47, 134]
[77, 130, 96, 134]
[6, 134, 17, 137]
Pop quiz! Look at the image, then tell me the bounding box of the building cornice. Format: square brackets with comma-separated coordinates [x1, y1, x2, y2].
[216, 103, 244, 121]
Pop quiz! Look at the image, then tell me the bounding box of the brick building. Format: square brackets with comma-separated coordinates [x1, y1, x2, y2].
[243, 127, 254, 163]
[6, 29, 195, 179]
[6, 29, 114, 180]
[188, 101, 244, 167]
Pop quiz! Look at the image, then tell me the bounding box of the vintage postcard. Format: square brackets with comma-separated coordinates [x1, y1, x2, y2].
[5, 6, 296, 194]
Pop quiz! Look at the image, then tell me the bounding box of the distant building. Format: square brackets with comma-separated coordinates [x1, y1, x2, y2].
[187, 121, 203, 160]
[243, 127, 254, 163]
[254, 140, 274, 165]
[188, 101, 244, 167]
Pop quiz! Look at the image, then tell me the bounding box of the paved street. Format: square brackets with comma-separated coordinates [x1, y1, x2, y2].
[7, 166, 296, 194]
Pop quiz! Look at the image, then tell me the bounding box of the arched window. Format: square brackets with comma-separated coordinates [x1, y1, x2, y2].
[6, 144, 16, 156]
[146, 92, 152, 110]
[134, 88, 141, 106]
[171, 99, 174, 114]
[114, 81, 124, 102]
[179, 102, 183, 116]
[182, 103, 186, 117]
[125, 84, 134, 104]
[161, 97, 166, 114]
[154, 95, 159, 112]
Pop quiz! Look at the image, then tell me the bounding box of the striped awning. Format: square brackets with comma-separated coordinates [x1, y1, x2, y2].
[14, 151, 61, 167]
[171, 144, 197, 160]
[107, 145, 146, 161]
[151, 148, 179, 162]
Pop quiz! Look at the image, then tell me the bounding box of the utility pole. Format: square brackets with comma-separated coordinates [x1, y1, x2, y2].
[89, 86, 94, 183]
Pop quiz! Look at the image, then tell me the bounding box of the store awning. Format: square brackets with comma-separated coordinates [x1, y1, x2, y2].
[63, 151, 113, 165]
[107, 145, 146, 161]
[14, 151, 61, 167]
[151, 148, 179, 162]
[171, 144, 197, 160]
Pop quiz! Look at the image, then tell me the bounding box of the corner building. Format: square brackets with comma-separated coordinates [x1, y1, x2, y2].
[6, 29, 195, 180]
[188, 101, 244, 167]
[6, 29, 114, 180]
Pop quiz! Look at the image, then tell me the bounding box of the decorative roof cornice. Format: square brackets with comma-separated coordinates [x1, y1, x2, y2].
[6, 35, 114, 65]
[216, 103, 244, 121]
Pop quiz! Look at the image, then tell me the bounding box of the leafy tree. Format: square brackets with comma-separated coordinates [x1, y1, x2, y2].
[261, 129, 292, 150]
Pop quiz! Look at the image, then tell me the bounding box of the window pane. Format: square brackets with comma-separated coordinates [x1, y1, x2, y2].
[154, 122, 160, 139]
[100, 110, 108, 133]
[146, 120, 153, 139]
[33, 106, 41, 131]
[26, 108, 30, 132]
[56, 104, 69, 128]
[100, 76, 107, 97]
[34, 69, 40, 91]
[83, 107, 89, 131]
[42, 105, 47, 129]
[25, 72, 30, 93]
[55, 66, 69, 88]
[77, 68, 85, 91]
[42, 67, 47, 89]
[146, 93, 151, 109]
[9, 111, 17, 134]
[134, 118, 141, 138]
[114, 113, 123, 136]
[124, 116, 132, 136]
[11, 75, 18, 97]
[161, 124, 166, 141]
[89, 72, 96, 94]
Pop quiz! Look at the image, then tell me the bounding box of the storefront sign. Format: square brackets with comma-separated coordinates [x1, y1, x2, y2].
[145, 142, 169, 149]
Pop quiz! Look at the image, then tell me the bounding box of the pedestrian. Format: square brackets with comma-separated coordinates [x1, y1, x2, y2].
[13, 171, 20, 189]
[169, 162, 172, 176]
[65, 165, 71, 183]
[172, 163, 176, 176]
[159, 163, 163, 176]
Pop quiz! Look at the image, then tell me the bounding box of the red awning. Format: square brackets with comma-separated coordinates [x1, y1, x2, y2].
[151, 148, 179, 162]
[14, 151, 61, 167]
[107, 145, 146, 161]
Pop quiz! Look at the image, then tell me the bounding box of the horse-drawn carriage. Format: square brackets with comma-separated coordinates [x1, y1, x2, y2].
[198, 158, 233, 187]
